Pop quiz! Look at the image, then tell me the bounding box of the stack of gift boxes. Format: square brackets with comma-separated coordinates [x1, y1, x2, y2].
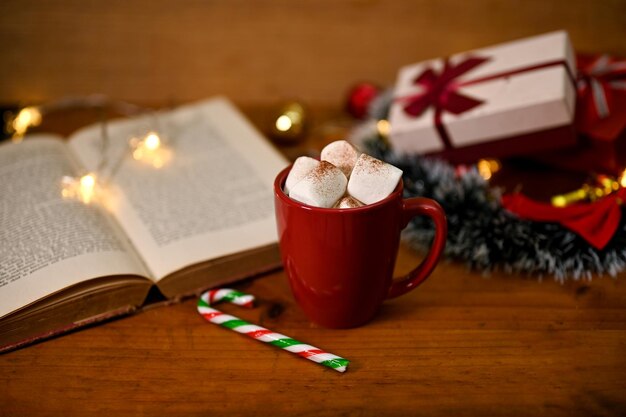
[387, 31, 626, 176]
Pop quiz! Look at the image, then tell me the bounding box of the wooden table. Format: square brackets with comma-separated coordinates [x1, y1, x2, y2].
[1, 107, 626, 416]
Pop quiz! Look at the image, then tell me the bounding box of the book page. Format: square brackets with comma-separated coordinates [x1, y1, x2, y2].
[0, 137, 149, 319]
[68, 98, 288, 280]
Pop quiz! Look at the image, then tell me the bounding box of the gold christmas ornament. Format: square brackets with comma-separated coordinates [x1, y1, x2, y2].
[550, 174, 623, 207]
[269, 101, 308, 144]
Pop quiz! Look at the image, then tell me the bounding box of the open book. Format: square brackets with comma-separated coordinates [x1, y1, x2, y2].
[0, 98, 288, 352]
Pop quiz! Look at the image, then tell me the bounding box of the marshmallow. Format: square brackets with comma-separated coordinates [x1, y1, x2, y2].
[284, 156, 320, 194]
[320, 140, 360, 178]
[347, 154, 402, 205]
[334, 196, 364, 209]
[289, 161, 347, 208]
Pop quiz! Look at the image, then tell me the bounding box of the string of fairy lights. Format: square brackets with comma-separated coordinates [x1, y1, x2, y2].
[5, 97, 173, 205]
[6, 96, 626, 208]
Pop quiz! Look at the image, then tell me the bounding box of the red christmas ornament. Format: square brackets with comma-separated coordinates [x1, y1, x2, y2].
[345, 82, 380, 119]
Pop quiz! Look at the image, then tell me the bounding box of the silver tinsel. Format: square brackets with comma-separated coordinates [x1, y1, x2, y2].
[353, 92, 626, 281]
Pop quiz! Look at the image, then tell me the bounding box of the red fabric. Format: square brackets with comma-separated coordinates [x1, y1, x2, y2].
[501, 188, 626, 250]
[576, 53, 626, 141]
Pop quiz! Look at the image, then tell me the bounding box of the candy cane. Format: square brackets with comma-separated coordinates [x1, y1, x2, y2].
[197, 288, 349, 373]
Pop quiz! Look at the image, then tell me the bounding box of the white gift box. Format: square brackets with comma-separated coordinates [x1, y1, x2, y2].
[388, 31, 577, 162]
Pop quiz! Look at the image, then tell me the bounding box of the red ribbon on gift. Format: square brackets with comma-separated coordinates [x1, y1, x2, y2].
[398, 56, 490, 149]
[397, 56, 576, 150]
[502, 188, 626, 250]
[576, 54, 626, 141]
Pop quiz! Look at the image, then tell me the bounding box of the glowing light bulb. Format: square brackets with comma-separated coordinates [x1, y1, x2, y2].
[144, 132, 161, 150]
[61, 173, 99, 204]
[80, 173, 95, 189]
[477, 159, 500, 181]
[10, 106, 42, 142]
[620, 170, 626, 188]
[376, 119, 390, 137]
[130, 131, 171, 168]
[275, 115, 293, 132]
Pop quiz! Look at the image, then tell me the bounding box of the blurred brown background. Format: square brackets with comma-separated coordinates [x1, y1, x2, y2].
[1, 0, 625, 107]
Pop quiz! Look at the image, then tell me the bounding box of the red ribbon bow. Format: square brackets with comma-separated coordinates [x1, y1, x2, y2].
[398, 55, 490, 149]
[576, 54, 626, 140]
[401, 56, 490, 117]
[502, 188, 626, 250]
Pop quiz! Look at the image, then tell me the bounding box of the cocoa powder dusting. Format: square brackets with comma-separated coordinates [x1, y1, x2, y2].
[310, 161, 337, 182]
[322, 141, 359, 177]
[303, 161, 345, 204]
[356, 154, 387, 175]
[334, 146, 357, 165]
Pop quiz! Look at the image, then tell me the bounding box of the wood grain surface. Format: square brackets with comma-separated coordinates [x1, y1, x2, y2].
[1, 245, 625, 416]
[1, 0, 626, 106]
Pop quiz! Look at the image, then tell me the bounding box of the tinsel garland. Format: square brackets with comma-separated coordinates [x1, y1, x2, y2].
[364, 138, 626, 280]
[353, 94, 626, 280]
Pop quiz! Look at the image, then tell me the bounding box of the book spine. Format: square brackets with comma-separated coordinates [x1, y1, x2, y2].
[0, 305, 137, 354]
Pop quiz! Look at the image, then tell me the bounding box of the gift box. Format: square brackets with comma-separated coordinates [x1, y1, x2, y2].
[533, 133, 626, 176]
[532, 53, 626, 175]
[388, 31, 578, 163]
[576, 54, 626, 141]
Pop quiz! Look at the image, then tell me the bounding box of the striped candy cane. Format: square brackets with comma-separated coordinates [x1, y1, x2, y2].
[197, 288, 349, 373]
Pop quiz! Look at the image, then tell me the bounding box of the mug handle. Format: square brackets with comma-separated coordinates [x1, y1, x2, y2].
[386, 197, 447, 299]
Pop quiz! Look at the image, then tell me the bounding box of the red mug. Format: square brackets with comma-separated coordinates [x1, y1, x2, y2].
[274, 165, 447, 328]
